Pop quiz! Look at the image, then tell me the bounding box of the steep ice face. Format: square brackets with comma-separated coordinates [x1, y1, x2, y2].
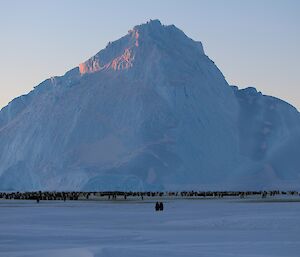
[0, 20, 299, 191]
[233, 87, 300, 161]
[231, 86, 300, 189]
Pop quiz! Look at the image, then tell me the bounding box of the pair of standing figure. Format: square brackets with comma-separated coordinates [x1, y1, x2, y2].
[155, 201, 164, 211]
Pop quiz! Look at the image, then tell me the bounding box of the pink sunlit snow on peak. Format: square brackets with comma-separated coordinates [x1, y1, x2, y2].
[79, 58, 101, 74]
[77, 19, 207, 76]
[78, 20, 166, 75]
[78, 24, 146, 75]
[135, 31, 139, 47]
[79, 47, 136, 75]
[110, 48, 135, 71]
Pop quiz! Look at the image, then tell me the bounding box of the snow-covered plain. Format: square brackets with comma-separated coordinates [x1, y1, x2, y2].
[0, 199, 299, 257]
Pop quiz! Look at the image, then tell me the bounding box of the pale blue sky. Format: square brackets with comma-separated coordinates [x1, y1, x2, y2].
[0, 0, 299, 109]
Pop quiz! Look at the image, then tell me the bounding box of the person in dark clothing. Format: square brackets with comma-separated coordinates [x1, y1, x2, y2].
[155, 201, 160, 211]
[159, 202, 164, 211]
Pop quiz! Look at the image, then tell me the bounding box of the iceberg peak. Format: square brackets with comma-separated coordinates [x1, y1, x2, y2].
[78, 20, 205, 75]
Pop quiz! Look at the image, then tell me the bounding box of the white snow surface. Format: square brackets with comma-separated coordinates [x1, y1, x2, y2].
[0, 20, 300, 191]
[0, 199, 299, 257]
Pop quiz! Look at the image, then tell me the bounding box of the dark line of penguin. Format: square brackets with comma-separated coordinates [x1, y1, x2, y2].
[0, 190, 299, 202]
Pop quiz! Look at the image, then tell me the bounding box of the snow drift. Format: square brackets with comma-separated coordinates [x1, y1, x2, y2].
[0, 20, 299, 191]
